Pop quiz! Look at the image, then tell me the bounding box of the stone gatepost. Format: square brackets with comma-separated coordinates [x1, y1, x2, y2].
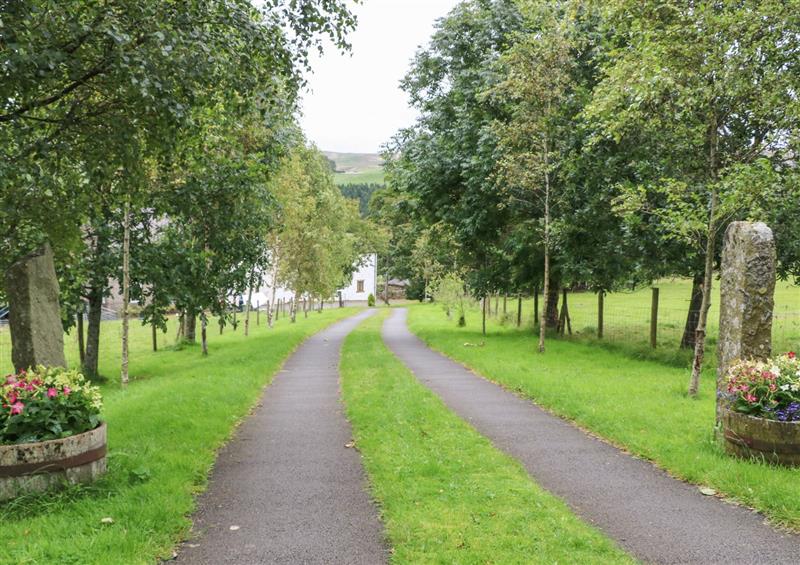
[4, 243, 67, 371]
[716, 222, 776, 420]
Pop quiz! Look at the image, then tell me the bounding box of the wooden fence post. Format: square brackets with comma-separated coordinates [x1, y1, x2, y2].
[650, 287, 659, 349]
[533, 286, 539, 327]
[517, 294, 522, 327]
[598, 291, 604, 339]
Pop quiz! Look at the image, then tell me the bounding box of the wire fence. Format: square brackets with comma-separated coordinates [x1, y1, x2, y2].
[483, 288, 800, 356]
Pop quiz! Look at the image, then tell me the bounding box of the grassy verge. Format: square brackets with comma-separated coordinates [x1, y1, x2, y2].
[1, 308, 358, 565]
[407, 304, 800, 531]
[340, 311, 634, 564]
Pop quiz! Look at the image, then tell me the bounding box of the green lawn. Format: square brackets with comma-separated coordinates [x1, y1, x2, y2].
[1, 307, 357, 565]
[340, 311, 634, 564]
[407, 304, 800, 531]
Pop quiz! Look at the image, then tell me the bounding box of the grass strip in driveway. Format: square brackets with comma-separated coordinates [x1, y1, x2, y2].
[1, 308, 358, 565]
[340, 311, 634, 564]
[406, 304, 800, 532]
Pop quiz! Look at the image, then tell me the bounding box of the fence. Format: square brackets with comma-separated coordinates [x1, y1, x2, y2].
[484, 282, 800, 355]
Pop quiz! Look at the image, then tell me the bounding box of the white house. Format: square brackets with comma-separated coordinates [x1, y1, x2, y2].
[246, 253, 377, 307]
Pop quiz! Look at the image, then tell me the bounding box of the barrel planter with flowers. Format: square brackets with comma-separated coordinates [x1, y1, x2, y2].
[721, 352, 800, 467]
[1, 366, 105, 501]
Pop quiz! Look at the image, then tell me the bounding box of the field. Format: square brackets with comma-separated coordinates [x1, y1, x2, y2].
[334, 168, 386, 185]
[407, 303, 800, 531]
[487, 278, 800, 362]
[323, 150, 386, 185]
[1, 308, 357, 565]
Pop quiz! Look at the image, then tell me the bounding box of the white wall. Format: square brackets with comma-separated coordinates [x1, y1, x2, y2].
[339, 253, 377, 302]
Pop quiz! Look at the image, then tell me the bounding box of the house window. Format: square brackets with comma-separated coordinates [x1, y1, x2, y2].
[357, 280, 365, 293]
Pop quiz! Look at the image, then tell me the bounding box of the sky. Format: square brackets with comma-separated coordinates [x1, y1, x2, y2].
[299, 0, 461, 155]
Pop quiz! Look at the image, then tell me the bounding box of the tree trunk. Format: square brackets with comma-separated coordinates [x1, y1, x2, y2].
[201, 317, 208, 356]
[545, 282, 560, 329]
[84, 287, 103, 378]
[689, 191, 719, 396]
[267, 302, 273, 328]
[121, 200, 131, 388]
[291, 293, 298, 323]
[689, 108, 721, 397]
[482, 295, 487, 336]
[183, 312, 196, 342]
[680, 274, 704, 349]
[384, 274, 390, 305]
[77, 307, 85, 365]
[517, 294, 522, 327]
[151, 321, 157, 352]
[245, 284, 253, 336]
[538, 125, 552, 353]
[533, 286, 539, 327]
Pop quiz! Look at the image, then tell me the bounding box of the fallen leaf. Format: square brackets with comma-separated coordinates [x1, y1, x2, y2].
[699, 487, 717, 496]
[229, 525, 240, 531]
[345, 441, 356, 448]
[100, 517, 114, 525]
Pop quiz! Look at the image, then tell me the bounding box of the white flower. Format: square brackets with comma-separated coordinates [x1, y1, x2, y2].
[781, 384, 792, 391]
[771, 366, 781, 376]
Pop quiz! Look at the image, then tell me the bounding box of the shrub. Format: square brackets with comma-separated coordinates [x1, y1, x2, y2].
[1, 366, 103, 445]
[725, 352, 800, 421]
[367, 293, 375, 307]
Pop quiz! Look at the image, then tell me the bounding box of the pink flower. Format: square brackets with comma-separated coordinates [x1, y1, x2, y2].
[745, 394, 758, 403]
[63, 386, 71, 396]
[47, 388, 57, 398]
[789, 352, 796, 359]
[7, 391, 17, 404]
[10, 402, 24, 415]
[769, 384, 777, 392]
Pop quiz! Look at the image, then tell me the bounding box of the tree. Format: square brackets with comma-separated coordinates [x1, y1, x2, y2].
[1, 0, 358, 367]
[385, 0, 524, 312]
[588, 0, 800, 395]
[491, 3, 575, 353]
[271, 144, 383, 310]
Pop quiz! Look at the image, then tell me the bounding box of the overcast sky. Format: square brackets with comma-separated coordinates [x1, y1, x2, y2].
[299, 0, 461, 154]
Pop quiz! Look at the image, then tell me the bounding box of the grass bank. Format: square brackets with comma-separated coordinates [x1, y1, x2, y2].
[1, 308, 357, 565]
[407, 304, 800, 531]
[340, 312, 633, 564]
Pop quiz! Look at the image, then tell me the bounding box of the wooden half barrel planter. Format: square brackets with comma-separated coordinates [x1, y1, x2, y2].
[0, 423, 107, 501]
[721, 409, 800, 467]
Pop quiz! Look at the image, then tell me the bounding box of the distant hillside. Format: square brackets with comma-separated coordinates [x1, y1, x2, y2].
[323, 151, 385, 185]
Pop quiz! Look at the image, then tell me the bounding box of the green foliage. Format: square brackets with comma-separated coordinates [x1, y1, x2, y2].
[367, 293, 375, 307]
[271, 144, 386, 303]
[339, 183, 383, 217]
[432, 273, 472, 326]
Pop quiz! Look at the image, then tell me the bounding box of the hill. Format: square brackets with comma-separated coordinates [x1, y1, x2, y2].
[323, 151, 385, 185]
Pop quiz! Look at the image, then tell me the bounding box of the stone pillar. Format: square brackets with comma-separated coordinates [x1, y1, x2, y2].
[716, 222, 775, 419]
[4, 243, 67, 371]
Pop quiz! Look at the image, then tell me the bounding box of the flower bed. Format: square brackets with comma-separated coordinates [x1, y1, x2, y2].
[722, 353, 800, 466]
[725, 353, 800, 421]
[1, 366, 105, 499]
